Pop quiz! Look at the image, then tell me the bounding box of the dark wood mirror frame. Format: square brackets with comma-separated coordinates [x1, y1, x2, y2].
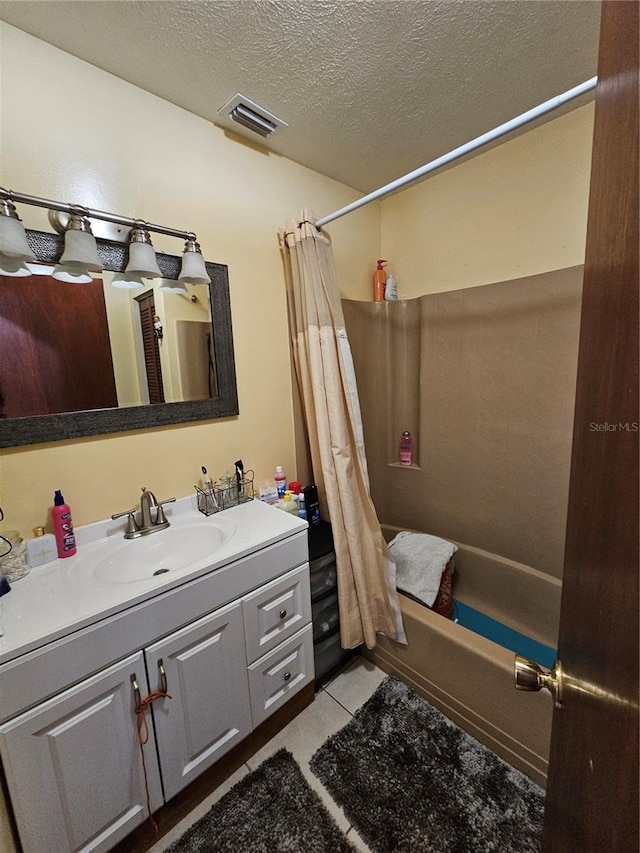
[0, 230, 238, 448]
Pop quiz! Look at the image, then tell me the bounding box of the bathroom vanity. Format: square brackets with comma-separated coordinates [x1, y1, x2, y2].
[0, 498, 312, 853]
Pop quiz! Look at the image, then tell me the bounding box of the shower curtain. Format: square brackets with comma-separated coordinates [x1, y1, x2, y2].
[279, 210, 405, 649]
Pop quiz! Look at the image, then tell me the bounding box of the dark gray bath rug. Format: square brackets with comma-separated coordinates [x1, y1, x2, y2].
[166, 748, 355, 852]
[310, 675, 545, 852]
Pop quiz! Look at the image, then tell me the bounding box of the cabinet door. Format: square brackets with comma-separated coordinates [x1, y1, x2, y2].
[0, 651, 161, 853]
[145, 600, 252, 801]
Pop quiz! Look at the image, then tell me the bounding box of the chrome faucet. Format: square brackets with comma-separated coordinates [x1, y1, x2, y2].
[112, 487, 176, 539]
[140, 488, 158, 530]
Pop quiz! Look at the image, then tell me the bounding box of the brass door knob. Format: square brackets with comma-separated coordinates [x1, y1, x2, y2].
[514, 655, 563, 709]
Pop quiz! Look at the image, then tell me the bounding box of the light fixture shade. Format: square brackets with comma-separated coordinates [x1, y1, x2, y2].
[59, 228, 102, 271]
[0, 208, 36, 261]
[0, 254, 31, 276]
[178, 239, 210, 285]
[125, 229, 162, 278]
[159, 278, 189, 294]
[52, 264, 94, 284]
[111, 272, 145, 290]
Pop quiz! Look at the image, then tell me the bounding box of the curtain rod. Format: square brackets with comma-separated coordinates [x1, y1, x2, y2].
[315, 77, 598, 229]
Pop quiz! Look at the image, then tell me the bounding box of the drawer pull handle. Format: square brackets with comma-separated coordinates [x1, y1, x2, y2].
[283, 671, 292, 682]
[130, 673, 142, 713]
[158, 659, 168, 694]
[279, 609, 288, 619]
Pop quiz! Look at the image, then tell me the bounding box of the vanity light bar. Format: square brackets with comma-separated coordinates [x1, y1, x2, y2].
[0, 187, 197, 242]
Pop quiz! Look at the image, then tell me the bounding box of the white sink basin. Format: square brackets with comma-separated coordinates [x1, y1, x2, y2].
[77, 520, 236, 585]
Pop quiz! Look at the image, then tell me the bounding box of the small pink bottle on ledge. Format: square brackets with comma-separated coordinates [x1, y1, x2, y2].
[399, 431, 414, 466]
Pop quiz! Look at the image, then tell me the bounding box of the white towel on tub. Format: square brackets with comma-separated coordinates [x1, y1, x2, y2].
[388, 531, 458, 608]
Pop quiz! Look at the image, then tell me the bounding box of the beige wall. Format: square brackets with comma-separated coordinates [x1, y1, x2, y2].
[380, 104, 594, 297]
[0, 24, 379, 537]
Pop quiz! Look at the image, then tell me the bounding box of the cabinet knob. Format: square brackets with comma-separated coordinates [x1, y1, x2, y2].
[283, 671, 291, 682]
[279, 609, 287, 619]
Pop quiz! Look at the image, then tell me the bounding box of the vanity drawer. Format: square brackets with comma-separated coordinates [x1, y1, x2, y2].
[247, 624, 314, 728]
[242, 563, 311, 665]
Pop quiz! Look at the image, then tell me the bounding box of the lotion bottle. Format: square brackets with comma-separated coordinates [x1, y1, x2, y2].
[373, 259, 387, 302]
[52, 490, 77, 558]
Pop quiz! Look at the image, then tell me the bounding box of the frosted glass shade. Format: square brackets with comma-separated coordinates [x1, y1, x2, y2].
[52, 264, 93, 284]
[0, 254, 31, 276]
[159, 279, 188, 294]
[111, 272, 144, 289]
[125, 241, 162, 278]
[178, 249, 210, 285]
[0, 215, 36, 261]
[59, 229, 102, 271]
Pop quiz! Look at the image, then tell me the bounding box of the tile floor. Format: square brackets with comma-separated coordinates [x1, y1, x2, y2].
[149, 655, 387, 852]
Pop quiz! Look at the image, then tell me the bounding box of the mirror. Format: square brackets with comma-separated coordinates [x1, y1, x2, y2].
[0, 230, 238, 448]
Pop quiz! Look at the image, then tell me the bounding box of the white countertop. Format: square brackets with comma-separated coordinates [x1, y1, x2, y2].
[0, 497, 307, 666]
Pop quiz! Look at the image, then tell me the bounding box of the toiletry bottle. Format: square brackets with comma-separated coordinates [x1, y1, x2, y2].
[384, 274, 398, 301]
[274, 466, 287, 498]
[52, 490, 77, 558]
[399, 431, 414, 466]
[303, 484, 321, 526]
[297, 493, 307, 520]
[26, 526, 58, 568]
[373, 260, 387, 302]
[277, 491, 299, 514]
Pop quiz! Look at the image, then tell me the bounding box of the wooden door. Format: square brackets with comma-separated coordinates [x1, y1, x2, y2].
[0, 273, 118, 417]
[135, 289, 164, 404]
[542, 2, 639, 850]
[144, 601, 252, 801]
[0, 652, 162, 853]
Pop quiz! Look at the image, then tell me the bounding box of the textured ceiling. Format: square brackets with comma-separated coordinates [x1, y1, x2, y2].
[0, 1, 601, 192]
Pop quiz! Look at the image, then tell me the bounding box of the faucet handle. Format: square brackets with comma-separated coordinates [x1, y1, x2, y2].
[155, 497, 176, 526]
[111, 508, 137, 521]
[111, 509, 139, 536]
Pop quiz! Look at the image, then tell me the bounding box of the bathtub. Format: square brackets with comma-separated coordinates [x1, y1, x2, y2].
[364, 525, 562, 788]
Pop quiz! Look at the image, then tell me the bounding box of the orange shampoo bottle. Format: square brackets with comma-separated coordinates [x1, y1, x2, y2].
[373, 259, 387, 301]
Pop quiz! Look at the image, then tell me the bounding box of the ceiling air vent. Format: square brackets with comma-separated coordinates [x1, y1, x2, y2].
[216, 93, 288, 139]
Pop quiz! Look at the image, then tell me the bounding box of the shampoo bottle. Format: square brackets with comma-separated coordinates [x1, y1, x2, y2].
[373, 259, 387, 302]
[52, 490, 77, 558]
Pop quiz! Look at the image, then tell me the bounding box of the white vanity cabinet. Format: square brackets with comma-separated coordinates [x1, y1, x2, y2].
[0, 652, 163, 853]
[0, 508, 312, 853]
